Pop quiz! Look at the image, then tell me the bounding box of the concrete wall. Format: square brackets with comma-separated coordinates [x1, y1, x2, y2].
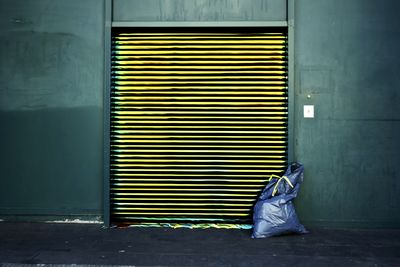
[113, 0, 286, 22]
[0, 0, 399, 227]
[294, 0, 400, 227]
[0, 0, 104, 219]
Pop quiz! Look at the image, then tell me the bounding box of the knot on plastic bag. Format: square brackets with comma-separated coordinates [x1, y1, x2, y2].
[267, 174, 294, 197]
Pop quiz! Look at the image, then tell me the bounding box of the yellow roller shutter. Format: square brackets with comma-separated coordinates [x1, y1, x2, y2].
[110, 30, 288, 225]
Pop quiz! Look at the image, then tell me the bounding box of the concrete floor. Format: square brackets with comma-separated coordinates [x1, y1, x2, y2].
[0, 222, 399, 267]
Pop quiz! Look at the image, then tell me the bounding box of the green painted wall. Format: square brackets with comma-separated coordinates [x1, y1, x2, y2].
[0, 0, 399, 227]
[113, 0, 286, 22]
[293, 0, 400, 227]
[0, 0, 104, 219]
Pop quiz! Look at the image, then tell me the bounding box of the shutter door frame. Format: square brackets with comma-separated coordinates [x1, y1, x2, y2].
[108, 27, 292, 227]
[103, 2, 296, 227]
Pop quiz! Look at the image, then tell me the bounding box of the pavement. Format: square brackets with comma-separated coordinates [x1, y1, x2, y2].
[0, 222, 399, 266]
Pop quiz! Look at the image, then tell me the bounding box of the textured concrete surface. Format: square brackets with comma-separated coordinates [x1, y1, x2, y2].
[0, 0, 104, 218]
[1, 222, 400, 266]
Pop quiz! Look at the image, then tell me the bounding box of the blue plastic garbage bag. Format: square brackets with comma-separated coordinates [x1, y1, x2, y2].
[252, 162, 308, 238]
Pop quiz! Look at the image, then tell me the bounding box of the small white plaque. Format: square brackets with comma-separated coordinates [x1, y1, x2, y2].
[303, 105, 314, 118]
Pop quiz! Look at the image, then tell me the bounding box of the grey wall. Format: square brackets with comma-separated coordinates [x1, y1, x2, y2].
[294, 0, 400, 227]
[113, 0, 286, 22]
[0, 0, 399, 227]
[0, 0, 104, 219]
